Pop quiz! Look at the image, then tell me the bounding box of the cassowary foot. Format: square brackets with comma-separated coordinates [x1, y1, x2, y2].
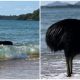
[67, 74, 71, 77]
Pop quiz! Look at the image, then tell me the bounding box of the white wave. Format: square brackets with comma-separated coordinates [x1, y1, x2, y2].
[0, 44, 39, 60]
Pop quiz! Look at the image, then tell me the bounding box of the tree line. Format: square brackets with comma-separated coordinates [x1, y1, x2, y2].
[0, 9, 39, 21]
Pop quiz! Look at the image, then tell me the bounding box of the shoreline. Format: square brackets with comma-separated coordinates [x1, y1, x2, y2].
[0, 59, 39, 79]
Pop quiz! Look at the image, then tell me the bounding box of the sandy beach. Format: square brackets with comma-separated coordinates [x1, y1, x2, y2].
[0, 59, 39, 79]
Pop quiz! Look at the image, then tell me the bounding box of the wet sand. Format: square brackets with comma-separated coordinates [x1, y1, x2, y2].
[0, 59, 39, 79]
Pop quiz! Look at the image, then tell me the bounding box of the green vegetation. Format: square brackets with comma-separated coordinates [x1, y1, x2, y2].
[18, 9, 39, 20]
[0, 9, 39, 21]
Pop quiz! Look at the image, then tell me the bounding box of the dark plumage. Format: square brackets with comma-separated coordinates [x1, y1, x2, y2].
[0, 41, 13, 45]
[46, 19, 80, 77]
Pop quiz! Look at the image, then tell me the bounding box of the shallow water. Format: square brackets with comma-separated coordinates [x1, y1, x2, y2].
[41, 53, 80, 79]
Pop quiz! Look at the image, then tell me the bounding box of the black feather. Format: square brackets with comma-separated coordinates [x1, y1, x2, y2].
[46, 19, 80, 53]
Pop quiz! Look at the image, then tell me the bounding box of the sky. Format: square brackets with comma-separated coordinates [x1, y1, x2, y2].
[0, 0, 80, 15]
[0, 1, 39, 15]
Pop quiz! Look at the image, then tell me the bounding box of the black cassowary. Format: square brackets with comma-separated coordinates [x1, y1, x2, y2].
[0, 41, 13, 45]
[46, 19, 80, 77]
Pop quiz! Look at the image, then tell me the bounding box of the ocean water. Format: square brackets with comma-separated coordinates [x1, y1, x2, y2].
[41, 7, 80, 79]
[0, 20, 39, 60]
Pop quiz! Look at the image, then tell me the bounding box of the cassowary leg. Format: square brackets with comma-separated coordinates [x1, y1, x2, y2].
[66, 57, 72, 77]
[69, 57, 73, 74]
